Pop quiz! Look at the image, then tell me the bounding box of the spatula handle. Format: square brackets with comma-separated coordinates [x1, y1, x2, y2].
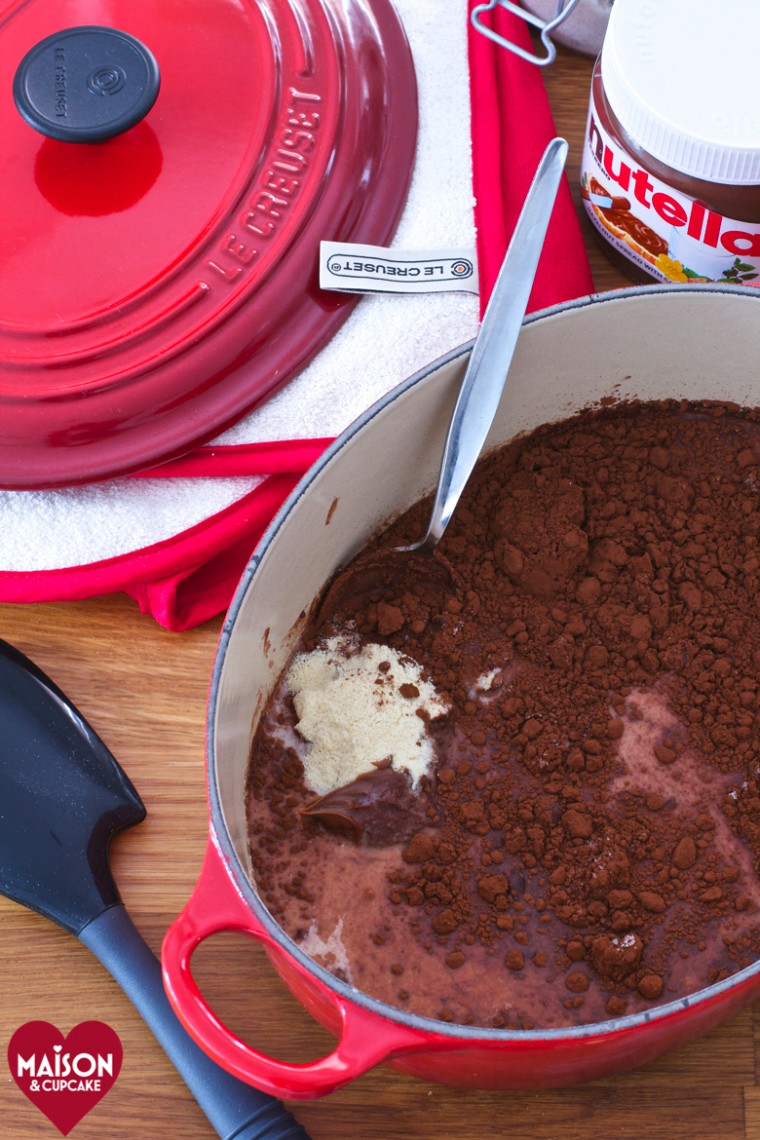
[79, 904, 310, 1140]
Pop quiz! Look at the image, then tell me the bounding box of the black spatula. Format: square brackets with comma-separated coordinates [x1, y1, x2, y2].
[0, 639, 309, 1140]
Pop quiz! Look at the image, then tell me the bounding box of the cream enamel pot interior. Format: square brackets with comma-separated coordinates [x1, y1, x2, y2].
[162, 285, 760, 1099]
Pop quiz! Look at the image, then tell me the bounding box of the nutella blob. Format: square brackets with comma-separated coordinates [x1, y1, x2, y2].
[581, 0, 760, 285]
[247, 399, 760, 1030]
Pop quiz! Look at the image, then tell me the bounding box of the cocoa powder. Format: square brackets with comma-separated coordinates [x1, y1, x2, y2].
[247, 399, 760, 1029]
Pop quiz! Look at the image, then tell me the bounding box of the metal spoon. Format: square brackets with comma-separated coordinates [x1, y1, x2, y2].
[318, 137, 569, 621]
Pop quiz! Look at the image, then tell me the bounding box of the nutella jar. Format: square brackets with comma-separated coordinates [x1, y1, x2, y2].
[580, 0, 760, 285]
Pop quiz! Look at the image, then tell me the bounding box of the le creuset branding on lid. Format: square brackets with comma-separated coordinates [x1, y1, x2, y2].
[8, 1021, 122, 1136]
[0, 0, 417, 489]
[580, 0, 760, 284]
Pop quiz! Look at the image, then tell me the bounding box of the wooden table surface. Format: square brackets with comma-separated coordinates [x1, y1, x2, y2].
[3, 41, 760, 1140]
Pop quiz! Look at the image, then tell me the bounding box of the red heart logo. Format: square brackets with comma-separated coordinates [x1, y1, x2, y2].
[8, 1021, 122, 1135]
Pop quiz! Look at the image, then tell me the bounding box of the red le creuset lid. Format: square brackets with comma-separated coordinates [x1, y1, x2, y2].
[0, 0, 417, 488]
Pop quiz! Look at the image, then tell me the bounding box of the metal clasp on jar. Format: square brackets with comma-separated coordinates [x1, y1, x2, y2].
[470, 0, 587, 66]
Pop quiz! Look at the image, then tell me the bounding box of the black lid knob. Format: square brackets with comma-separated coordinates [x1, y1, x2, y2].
[13, 25, 160, 143]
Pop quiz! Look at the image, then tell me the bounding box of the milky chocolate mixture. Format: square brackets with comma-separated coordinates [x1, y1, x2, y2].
[247, 400, 760, 1030]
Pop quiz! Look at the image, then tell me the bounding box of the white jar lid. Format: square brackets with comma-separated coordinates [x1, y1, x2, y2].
[601, 0, 760, 185]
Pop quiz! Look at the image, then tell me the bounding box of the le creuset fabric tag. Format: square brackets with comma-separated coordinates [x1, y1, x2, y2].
[319, 241, 480, 294]
[8, 1021, 122, 1136]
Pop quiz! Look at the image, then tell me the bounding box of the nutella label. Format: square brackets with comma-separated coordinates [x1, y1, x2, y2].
[580, 92, 760, 285]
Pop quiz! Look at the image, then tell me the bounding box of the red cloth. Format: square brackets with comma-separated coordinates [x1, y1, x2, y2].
[0, 441, 331, 632]
[468, 0, 594, 314]
[0, 6, 593, 631]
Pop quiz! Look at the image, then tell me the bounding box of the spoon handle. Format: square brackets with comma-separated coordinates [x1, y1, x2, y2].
[422, 136, 568, 547]
[79, 904, 310, 1140]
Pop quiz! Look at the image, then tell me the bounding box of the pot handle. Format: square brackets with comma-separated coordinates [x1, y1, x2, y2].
[162, 837, 428, 1100]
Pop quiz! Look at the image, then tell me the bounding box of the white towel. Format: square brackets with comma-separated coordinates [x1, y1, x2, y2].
[0, 0, 479, 572]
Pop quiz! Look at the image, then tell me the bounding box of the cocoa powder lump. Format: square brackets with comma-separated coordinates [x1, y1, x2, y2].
[491, 472, 588, 594]
[247, 400, 760, 1030]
